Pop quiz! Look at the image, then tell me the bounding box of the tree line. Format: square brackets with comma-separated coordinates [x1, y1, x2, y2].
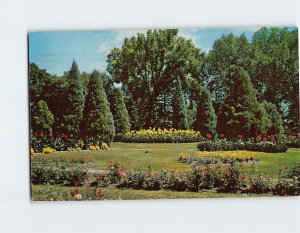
[29, 27, 299, 143]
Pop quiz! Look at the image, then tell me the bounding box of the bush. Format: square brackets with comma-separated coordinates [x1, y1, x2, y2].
[118, 164, 245, 193]
[286, 137, 300, 148]
[197, 141, 288, 153]
[31, 157, 87, 185]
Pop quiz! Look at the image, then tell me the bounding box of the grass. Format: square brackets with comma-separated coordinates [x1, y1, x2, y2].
[39, 142, 300, 175]
[31, 185, 271, 201]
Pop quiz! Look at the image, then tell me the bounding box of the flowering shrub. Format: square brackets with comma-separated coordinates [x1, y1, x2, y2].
[286, 134, 300, 148]
[101, 142, 110, 150]
[118, 164, 245, 193]
[42, 147, 55, 154]
[31, 157, 88, 185]
[197, 141, 288, 153]
[179, 151, 257, 165]
[88, 145, 100, 151]
[122, 128, 202, 143]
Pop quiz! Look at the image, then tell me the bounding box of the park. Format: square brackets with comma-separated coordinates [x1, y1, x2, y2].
[29, 28, 300, 201]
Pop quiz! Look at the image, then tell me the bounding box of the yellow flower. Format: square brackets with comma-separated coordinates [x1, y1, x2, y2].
[30, 148, 35, 155]
[42, 147, 54, 154]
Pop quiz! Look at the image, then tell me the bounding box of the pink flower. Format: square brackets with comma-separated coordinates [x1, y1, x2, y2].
[119, 171, 126, 178]
[256, 135, 262, 141]
[219, 134, 225, 139]
[249, 184, 255, 191]
[206, 134, 212, 139]
[238, 134, 243, 140]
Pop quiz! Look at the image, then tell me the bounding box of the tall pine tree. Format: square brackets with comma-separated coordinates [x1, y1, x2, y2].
[81, 70, 115, 144]
[60, 61, 84, 138]
[31, 100, 54, 134]
[223, 66, 271, 138]
[110, 88, 130, 136]
[193, 86, 217, 136]
[172, 77, 188, 129]
[263, 101, 285, 139]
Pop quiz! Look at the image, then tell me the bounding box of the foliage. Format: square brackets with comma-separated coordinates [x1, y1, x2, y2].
[222, 66, 271, 138]
[60, 61, 85, 138]
[263, 101, 285, 139]
[251, 28, 299, 132]
[81, 70, 115, 144]
[31, 157, 87, 185]
[172, 77, 188, 129]
[197, 140, 288, 153]
[31, 100, 54, 134]
[122, 128, 202, 143]
[110, 88, 130, 137]
[193, 86, 217, 136]
[107, 29, 205, 129]
[286, 134, 300, 148]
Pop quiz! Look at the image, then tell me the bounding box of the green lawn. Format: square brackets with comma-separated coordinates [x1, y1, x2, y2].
[32, 185, 271, 201]
[51, 142, 300, 176]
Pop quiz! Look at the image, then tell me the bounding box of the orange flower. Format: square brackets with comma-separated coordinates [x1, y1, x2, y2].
[96, 189, 105, 199]
[71, 189, 79, 196]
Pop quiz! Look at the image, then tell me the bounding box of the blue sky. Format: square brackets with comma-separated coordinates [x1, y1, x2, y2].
[29, 27, 261, 76]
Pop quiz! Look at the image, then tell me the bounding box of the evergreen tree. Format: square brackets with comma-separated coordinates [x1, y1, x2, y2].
[31, 100, 54, 134]
[172, 77, 188, 129]
[193, 86, 217, 136]
[60, 61, 84, 138]
[263, 101, 285, 139]
[223, 66, 271, 138]
[110, 88, 130, 135]
[81, 70, 115, 144]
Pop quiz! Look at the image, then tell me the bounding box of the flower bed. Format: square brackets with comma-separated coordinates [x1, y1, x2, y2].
[178, 151, 257, 165]
[31, 157, 88, 185]
[30, 132, 110, 153]
[122, 128, 202, 143]
[31, 157, 300, 196]
[197, 141, 288, 153]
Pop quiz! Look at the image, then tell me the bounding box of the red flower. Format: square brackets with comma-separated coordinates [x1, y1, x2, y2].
[71, 189, 79, 196]
[256, 135, 262, 141]
[39, 131, 44, 138]
[219, 134, 225, 139]
[249, 184, 255, 191]
[97, 174, 105, 180]
[96, 189, 105, 199]
[262, 139, 267, 143]
[238, 134, 243, 140]
[280, 189, 287, 196]
[74, 181, 80, 186]
[206, 134, 212, 139]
